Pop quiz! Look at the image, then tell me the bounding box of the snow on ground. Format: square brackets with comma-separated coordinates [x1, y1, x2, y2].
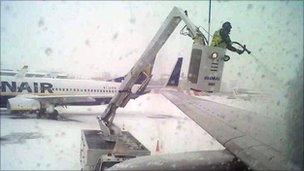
[115, 93, 224, 155]
[0, 112, 99, 170]
[0, 93, 223, 170]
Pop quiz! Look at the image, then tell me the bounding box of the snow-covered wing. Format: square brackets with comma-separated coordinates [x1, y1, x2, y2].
[161, 90, 294, 170]
[108, 150, 240, 170]
[24, 94, 98, 104]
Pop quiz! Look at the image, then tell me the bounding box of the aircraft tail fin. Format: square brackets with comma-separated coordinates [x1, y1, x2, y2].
[15, 65, 28, 78]
[108, 76, 125, 83]
[108, 57, 183, 87]
[166, 57, 183, 87]
[108, 73, 148, 85]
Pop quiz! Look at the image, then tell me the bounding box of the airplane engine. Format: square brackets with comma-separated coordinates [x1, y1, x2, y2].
[45, 105, 55, 114]
[7, 97, 41, 113]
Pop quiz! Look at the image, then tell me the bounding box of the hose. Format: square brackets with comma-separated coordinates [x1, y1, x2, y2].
[231, 41, 251, 54]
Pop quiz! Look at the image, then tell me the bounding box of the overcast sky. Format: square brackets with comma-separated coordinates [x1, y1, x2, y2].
[1, 1, 303, 91]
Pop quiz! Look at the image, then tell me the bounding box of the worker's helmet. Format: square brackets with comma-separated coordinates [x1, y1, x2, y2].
[222, 22, 232, 30]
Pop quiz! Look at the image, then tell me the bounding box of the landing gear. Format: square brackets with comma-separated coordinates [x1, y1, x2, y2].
[48, 110, 59, 120]
[36, 109, 45, 119]
[36, 109, 58, 120]
[37, 112, 42, 119]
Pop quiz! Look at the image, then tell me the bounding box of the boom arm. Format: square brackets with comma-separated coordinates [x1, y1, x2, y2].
[97, 7, 207, 140]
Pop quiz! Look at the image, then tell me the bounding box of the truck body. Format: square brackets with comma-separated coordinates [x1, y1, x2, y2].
[80, 130, 150, 170]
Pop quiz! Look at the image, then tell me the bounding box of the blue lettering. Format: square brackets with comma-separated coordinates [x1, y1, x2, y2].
[40, 82, 53, 93]
[1, 81, 16, 92]
[204, 76, 220, 81]
[0, 81, 53, 93]
[18, 82, 32, 92]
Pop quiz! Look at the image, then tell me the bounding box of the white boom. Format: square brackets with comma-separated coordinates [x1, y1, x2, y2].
[97, 7, 207, 141]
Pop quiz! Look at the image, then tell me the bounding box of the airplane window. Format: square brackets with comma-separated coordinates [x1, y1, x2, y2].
[84, 89, 86, 92]
[74, 89, 76, 91]
[59, 88, 61, 91]
[70, 88, 72, 91]
[80, 89, 83, 92]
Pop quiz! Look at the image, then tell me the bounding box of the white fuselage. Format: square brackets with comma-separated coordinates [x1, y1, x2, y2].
[0, 76, 121, 107]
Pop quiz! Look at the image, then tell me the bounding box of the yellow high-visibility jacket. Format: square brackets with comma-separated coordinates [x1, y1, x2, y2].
[211, 30, 231, 49]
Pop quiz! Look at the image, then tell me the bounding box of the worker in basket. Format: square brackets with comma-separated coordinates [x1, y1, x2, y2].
[211, 21, 244, 55]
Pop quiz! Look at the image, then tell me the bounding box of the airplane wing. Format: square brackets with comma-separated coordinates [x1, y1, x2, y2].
[16, 94, 100, 105]
[161, 90, 296, 170]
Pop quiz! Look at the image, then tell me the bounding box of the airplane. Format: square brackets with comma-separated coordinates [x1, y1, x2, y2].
[0, 58, 183, 119]
[1, 65, 69, 78]
[107, 85, 301, 171]
[87, 6, 302, 171]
